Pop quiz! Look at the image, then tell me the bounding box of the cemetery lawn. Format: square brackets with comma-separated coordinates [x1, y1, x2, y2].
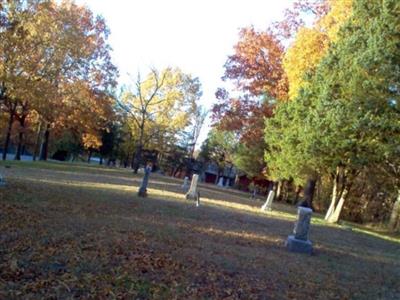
[1, 162, 399, 299]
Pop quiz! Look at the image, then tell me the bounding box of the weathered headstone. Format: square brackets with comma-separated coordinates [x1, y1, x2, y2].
[261, 190, 275, 211]
[182, 176, 189, 192]
[217, 177, 224, 187]
[195, 192, 200, 207]
[224, 179, 230, 187]
[285, 206, 313, 254]
[186, 174, 200, 206]
[138, 165, 151, 197]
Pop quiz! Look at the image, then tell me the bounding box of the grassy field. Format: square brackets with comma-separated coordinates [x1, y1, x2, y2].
[1, 161, 399, 299]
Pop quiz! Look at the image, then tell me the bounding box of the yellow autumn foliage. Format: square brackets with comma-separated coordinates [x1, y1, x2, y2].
[284, 0, 353, 100]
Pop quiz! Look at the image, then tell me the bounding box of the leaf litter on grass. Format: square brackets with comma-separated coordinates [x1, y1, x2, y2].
[1, 164, 400, 299]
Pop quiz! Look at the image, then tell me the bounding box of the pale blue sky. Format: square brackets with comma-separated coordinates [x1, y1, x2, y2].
[76, 0, 293, 147]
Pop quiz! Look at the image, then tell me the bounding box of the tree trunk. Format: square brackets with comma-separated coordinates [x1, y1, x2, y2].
[234, 174, 240, 188]
[325, 167, 340, 220]
[32, 121, 42, 161]
[158, 152, 163, 169]
[304, 177, 317, 209]
[133, 121, 145, 174]
[327, 185, 350, 223]
[184, 159, 192, 177]
[282, 181, 290, 203]
[2, 109, 15, 161]
[269, 181, 278, 201]
[276, 180, 282, 201]
[14, 131, 23, 160]
[173, 165, 182, 177]
[294, 185, 302, 204]
[131, 141, 137, 170]
[132, 145, 142, 174]
[124, 152, 130, 168]
[389, 190, 400, 232]
[87, 150, 92, 163]
[40, 124, 50, 161]
[14, 115, 27, 160]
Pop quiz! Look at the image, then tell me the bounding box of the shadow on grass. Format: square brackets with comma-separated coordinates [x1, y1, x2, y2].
[0, 160, 132, 176]
[2, 174, 400, 299]
[3, 175, 399, 250]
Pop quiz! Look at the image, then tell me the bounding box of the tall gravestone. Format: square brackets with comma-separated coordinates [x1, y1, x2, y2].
[225, 179, 231, 187]
[186, 174, 200, 206]
[182, 176, 189, 192]
[286, 206, 313, 254]
[261, 190, 275, 211]
[138, 165, 151, 197]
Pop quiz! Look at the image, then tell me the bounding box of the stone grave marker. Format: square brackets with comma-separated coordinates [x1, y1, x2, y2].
[285, 206, 313, 254]
[195, 193, 200, 207]
[261, 190, 275, 211]
[186, 174, 200, 206]
[224, 179, 231, 187]
[138, 165, 151, 197]
[182, 176, 189, 192]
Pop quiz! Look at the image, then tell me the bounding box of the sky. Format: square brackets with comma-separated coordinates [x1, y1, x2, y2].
[76, 0, 293, 147]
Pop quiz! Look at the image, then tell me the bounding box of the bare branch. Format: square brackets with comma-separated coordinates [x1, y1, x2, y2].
[115, 97, 141, 128]
[144, 68, 168, 110]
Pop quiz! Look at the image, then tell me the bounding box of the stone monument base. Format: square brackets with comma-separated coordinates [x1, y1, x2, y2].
[186, 191, 199, 200]
[138, 187, 147, 197]
[285, 235, 313, 254]
[186, 191, 200, 206]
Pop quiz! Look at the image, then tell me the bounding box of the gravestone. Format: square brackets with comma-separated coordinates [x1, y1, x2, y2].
[261, 190, 275, 211]
[285, 206, 313, 254]
[224, 179, 230, 187]
[138, 165, 151, 197]
[217, 177, 224, 187]
[186, 174, 200, 206]
[0, 173, 5, 187]
[182, 176, 189, 192]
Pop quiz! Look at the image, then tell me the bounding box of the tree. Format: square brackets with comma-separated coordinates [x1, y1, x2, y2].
[119, 68, 200, 173]
[33, 1, 117, 160]
[98, 122, 122, 165]
[211, 2, 341, 181]
[186, 105, 207, 159]
[0, 0, 117, 160]
[198, 129, 237, 180]
[283, 0, 353, 100]
[233, 142, 265, 179]
[264, 94, 320, 207]
[265, 0, 400, 222]
[211, 23, 290, 182]
[0, 0, 35, 160]
[152, 74, 202, 162]
[321, 0, 399, 222]
[222, 27, 288, 99]
[272, 0, 330, 39]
